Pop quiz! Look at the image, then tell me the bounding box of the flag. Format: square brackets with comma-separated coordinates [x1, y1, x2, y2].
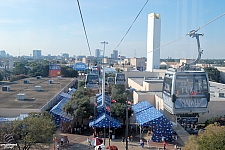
[111, 99, 116, 103]
[118, 54, 120, 58]
[106, 106, 110, 112]
[94, 102, 97, 106]
[127, 101, 132, 105]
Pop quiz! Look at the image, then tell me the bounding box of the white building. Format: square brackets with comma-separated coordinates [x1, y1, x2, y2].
[0, 50, 6, 58]
[95, 49, 101, 58]
[146, 12, 161, 72]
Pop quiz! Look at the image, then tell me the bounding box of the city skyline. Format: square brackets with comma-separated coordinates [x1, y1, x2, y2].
[0, 0, 225, 59]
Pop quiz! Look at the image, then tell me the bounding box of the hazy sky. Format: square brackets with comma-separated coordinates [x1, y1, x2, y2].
[0, 0, 225, 59]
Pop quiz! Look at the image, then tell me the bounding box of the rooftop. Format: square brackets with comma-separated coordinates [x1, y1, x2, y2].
[0, 77, 74, 109]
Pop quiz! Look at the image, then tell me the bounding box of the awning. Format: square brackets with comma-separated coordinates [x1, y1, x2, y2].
[132, 100, 173, 142]
[89, 113, 121, 128]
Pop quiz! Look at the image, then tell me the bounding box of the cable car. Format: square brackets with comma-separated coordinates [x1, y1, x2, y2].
[115, 73, 125, 85]
[85, 73, 99, 89]
[107, 77, 114, 85]
[162, 30, 210, 115]
[162, 68, 210, 115]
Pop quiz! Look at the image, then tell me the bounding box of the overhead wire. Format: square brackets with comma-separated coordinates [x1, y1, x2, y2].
[76, 0, 92, 56]
[145, 11, 225, 55]
[114, 0, 149, 51]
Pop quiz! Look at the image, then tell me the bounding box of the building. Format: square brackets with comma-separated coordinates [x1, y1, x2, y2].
[130, 58, 146, 71]
[147, 12, 161, 72]
[33, 50, 42, 59]
[111, 50, 118, 59]
[0, 50, 6, 58]
[95, 49, 101, 58]
[62, 53, 69, 60]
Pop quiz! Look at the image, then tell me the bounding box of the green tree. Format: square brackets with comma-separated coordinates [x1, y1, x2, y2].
[78, 80, 85, 88]
[110, 85, 133, 122]
[61, 66, 78, 77]
[0, 112, 56, 150]
[63, 88, 95, 123]
[0, 72, 3, 81]
[184, 124, 225, 150]
[13, 62, 29, 75]
[205, 67, 221, 82]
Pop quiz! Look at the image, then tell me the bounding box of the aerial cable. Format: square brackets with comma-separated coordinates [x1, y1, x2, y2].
[76, 0, 92, 56]
[114, 0, 149, 51]
[146, 11, 225, 55]
[195, 12, 225, 32]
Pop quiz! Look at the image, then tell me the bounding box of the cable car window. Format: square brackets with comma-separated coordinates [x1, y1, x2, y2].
[176, 75, 208, 96]
[88, 75, 98, 83]
[163, 77, 172, 94]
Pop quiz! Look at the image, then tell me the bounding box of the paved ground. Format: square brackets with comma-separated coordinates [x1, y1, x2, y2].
[51, 129, 183, 150]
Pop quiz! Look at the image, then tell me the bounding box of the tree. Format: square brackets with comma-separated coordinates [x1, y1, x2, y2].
[205, 67, 222, 83]
[63, 88, 95, 123]
[0, 72, 3, 81]
[184, 124, 225, 150]
[61, 66, 78, 77]
[0, 112, 56, 150]
[13, 62, 29, 75]
[110, 85, 133, 122]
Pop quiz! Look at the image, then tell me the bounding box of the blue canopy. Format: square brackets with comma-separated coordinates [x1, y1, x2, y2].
[50, 88, 76, 128]
[89, 113, 121, 128]
[132, 100, 173, 142]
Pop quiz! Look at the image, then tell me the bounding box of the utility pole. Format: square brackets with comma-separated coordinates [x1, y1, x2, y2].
[125, 99, 129, 150]
[101, 41, 108, 145]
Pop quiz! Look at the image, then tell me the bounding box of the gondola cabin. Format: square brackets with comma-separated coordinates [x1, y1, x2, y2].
[162, 68, 210, 115]
[107, 77, 114, 85]
[115, 73, 125, 85]
[85, 73, 99, 89]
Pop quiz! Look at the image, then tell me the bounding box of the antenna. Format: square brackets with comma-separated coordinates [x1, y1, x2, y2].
[134, 49, 137, 58]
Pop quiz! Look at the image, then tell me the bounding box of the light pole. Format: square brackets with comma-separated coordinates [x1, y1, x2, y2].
[125, 99, 129, 150]
[101, 41, 108, 145]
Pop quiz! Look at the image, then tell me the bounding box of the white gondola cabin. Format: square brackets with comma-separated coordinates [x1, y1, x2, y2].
[107, 77, 114, 85]
[115, 73, 125, 85]
[85, 73, 99, 89]
[162, 68, 210, 115]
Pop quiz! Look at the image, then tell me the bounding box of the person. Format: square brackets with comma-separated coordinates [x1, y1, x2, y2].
[121, 137, 125, 144]
[147, 138, 151, 149]
[60, 137, 64, 146]
[140, 138, 144, 148]
[56, 144, 60, 150]
[163, 141, 166, 150]
[74, 127, 76, 134]
[98, 146, 102, 150]
[87, 137, 91, 147]
[130, 135, 133, 142]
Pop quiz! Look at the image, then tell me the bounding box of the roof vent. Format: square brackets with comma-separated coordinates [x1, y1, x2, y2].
[48, 80, 54, 84]
[2, 86, 10, 91]
[24, 80, 30, 84]
[34, 86, 42, 91]
[17, 93, 26, 100]
[36, 76, 42, 79]
[57, 76, 62, 80]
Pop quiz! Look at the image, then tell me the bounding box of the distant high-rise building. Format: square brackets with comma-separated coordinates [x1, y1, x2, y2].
[147, 12, 161, 72]
[95, 49, 101, 57]
[112, 50, 118, 59]
[0, 50, 6, 58]
[33, 50, 42, 59]
[62, 53, 69, 60]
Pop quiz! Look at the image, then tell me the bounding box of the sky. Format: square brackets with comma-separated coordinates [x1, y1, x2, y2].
[0, 0, 225, 59]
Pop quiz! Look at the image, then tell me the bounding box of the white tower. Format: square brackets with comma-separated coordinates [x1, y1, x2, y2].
[146, 12, 161, 72]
